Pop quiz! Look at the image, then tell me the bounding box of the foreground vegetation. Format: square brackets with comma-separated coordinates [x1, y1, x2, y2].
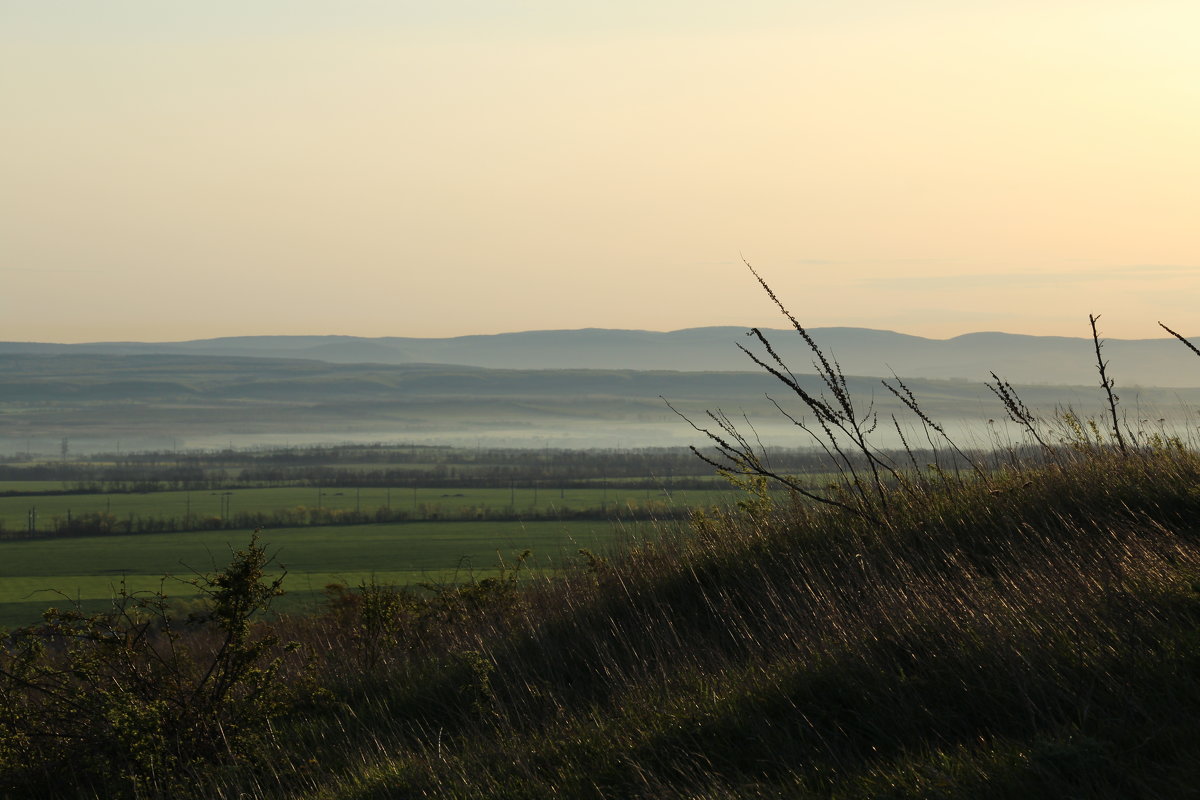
[2, 436, 1198, 799]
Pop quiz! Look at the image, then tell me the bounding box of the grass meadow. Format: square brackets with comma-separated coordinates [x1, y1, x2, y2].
[0, 518, 651, 629]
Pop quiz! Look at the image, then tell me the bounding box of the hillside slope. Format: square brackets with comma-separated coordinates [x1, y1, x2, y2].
[5, 441, 1198, 799]
[5, 326, 1200, 386]
[320, 448, 1200, 799]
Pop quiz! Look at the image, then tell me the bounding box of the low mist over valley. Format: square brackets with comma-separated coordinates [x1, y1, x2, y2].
[4, 326, 1200, 456]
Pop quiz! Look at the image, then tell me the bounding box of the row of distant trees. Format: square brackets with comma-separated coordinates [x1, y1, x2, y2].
[2, 472, 730, 496]
[0, 499, 693, 541]
[0, 445, 801, 494]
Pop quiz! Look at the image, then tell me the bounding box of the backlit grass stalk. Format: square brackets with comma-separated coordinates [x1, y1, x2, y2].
[1089, 313, 1127, 454]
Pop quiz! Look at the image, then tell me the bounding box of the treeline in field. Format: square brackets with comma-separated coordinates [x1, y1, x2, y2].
[0, 444, 843, 494]
[0, 500, 690, 540]
[0, 437, 995, 541]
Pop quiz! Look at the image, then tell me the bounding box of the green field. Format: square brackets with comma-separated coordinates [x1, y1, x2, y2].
[0, 444, 759, 631]
[0, 519, 654, 628]
[0, 481, 73, 493]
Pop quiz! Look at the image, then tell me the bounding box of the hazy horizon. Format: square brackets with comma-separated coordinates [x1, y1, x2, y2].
[4, 2, 1199, 343]
[5, 322, 1200, 347]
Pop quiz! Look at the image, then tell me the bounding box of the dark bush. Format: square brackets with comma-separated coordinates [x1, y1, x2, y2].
[0, 534, 303, 798]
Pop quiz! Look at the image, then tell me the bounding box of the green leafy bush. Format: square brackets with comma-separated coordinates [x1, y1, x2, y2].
[0, 533, 302, 797]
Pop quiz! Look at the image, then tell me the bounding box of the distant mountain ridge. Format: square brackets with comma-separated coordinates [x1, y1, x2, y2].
[4, 326, 1200, 387]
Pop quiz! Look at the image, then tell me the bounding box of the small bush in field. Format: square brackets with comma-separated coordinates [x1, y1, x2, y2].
[324, 578, 425, 670]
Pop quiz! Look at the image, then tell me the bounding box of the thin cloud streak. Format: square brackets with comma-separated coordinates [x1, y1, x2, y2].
[862, 265, 1200, 291]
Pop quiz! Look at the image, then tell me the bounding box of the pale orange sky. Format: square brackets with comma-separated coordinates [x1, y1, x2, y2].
[2, 1, 1198, 342]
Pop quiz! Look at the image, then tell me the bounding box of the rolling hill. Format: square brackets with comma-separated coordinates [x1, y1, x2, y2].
[4, 326, 1200, 387]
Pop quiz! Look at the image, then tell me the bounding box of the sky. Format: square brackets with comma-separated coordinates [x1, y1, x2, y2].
[3, 1, 1199, 343]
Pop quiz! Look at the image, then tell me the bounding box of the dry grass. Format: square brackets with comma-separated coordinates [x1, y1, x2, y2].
[166, 442, 1197, 800]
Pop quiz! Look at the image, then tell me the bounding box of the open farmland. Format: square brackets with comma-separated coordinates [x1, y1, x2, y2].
[0, 443, 763, 628]
[0, 518, 653, 628]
